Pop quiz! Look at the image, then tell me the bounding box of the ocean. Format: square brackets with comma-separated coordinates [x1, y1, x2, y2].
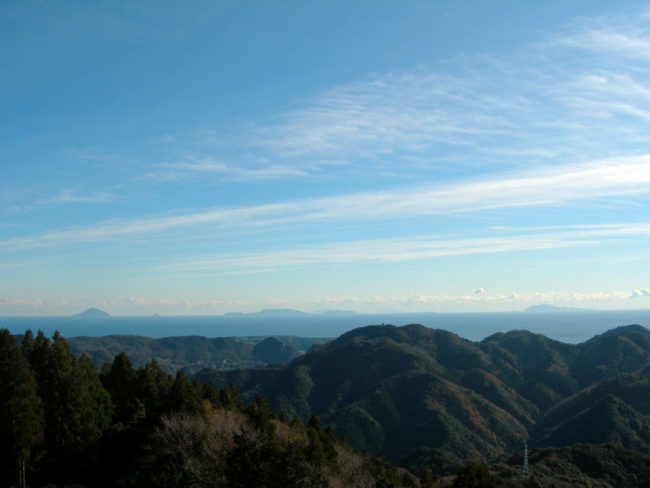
[2, 310, 650, 343]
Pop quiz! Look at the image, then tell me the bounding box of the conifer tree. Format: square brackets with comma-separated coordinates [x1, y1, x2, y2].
[245, 396, 277, 435]
[29, 331, 75, 451]
[26, 330, 112, 484]
[306, 413, 337, 470]
[73, 354, 113, 443]
[167, 369, 203, 415]
[0, 329, 43, 488]
[21, 329, 35, 357]
[102, 352, 138, 425]
[135, 359, 173, 419]
[219, 383, 244, 411]
[201, 382, 221, 409]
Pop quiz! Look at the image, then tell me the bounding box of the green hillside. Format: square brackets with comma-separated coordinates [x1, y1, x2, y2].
[484, 444, 650, 487]
[66, 334, 327, 374]
[533, 373, 650, 451]
[194, 323, 650, 473]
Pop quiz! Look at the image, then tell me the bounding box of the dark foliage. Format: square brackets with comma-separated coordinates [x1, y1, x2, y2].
[490, 443, 650, 487]
[0, 329, 43, 488]
[2, 324, 649, 487]
[67, 334, 324, 374]
[0, 328, 416, 487]
[452, 462, 497, 487]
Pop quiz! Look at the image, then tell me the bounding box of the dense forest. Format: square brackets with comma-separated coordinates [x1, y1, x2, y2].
[196, 323, 650, 486]
[1, 324, 650, 487]
[0, 328, 418, 488]
[63, 334, 327, 374]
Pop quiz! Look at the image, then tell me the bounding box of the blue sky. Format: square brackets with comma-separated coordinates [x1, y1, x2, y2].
[2, 1, 650, 315]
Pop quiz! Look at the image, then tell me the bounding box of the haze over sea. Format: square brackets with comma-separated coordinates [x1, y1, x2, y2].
[3, 310, 650, 344]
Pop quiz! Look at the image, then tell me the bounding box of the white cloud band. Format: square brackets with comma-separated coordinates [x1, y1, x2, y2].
[3, 155, 650, 249]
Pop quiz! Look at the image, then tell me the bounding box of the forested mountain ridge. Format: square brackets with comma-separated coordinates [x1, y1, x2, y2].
[532, 373, 650, 451]
[486, 443, 650, 487]
[195, 323, 650, 472]
[2, 325, 650, 487]
[56, 334, 328, 374]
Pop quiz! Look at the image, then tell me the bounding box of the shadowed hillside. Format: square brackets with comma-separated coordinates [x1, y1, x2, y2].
[65, 335, 325, 374]
[194, 323, 650, 472]
[487, 444, 650, 487]
[533, 373, 650, 451]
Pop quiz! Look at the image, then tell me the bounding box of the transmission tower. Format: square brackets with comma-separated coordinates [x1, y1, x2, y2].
[522, 440, 530, 479]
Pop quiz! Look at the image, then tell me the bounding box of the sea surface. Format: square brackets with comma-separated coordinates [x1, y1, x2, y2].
[2, 310, 650, 344]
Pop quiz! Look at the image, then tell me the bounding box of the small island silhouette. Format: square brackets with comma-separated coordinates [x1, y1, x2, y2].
[71, 307, 111, 318]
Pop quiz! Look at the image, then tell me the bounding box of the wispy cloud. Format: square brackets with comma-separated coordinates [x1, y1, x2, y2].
[88, 289, 650, 311]
[42, 11, 650, 189]
[258, 70, 523, 164]
[157, 223, 650, 274]
[157, 158, 309, 180]
[4, 188, 115, 215]
[241, 13, 650, 175]
[553, 13, 650, 59]
[0, 259, 55, 270]
[3, 288, 648, 315]
[557, 31, 650, 57]
[0, 297, 46, 308]
[306, 289, 650, 307]
[41, 189, 115, 204]
[2, 155, 650, 249]
[299, 289, 650, 314]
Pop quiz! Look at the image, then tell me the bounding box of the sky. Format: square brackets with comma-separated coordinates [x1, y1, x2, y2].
[2, 1, 650, 315]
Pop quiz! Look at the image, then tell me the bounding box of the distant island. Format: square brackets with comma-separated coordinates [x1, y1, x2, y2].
[317, 309, 356, 315]
[224, 308, 310, 317]
[224, 308, 356, 317]
[524, 304, 593, 313]
[255, 308, 309, 316]
[71, 307, 111, 318]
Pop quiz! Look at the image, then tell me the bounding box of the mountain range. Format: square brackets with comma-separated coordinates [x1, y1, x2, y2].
[194, 323, 650, 476]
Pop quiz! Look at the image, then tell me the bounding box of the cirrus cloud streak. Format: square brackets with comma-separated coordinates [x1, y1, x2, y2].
[2, 155, 650, 250]
[157, 223, 650, 275]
